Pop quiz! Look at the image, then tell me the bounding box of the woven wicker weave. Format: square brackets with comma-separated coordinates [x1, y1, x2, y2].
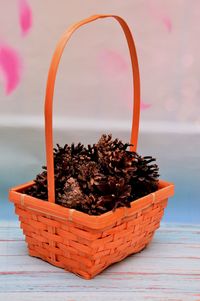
[9, 14, 174, 279]
[9, 180, 173, 279]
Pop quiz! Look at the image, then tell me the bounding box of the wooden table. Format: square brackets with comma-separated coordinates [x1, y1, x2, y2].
[0, 222, 200, 301]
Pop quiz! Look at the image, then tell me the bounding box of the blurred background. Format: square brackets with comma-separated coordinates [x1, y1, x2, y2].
[0, 0, 199, 223]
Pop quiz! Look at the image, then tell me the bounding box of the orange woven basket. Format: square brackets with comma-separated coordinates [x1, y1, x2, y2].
[9, 14, 174, 280]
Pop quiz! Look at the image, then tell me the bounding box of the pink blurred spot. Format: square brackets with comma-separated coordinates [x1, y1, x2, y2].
[149, 1, 172, 33]
[19, 0, 32, 36]
[0, 44, 23, 94]
[141, 100, 151, 110]
[161, 15, 172, 33]
[98, 49, 128, 75]
[98, 49, 151, 110]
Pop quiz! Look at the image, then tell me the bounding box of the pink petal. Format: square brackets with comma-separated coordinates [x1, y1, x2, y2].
[98, 49, 128, 75]
[19, 0, 32, 36]
[0, 44, 23, 94]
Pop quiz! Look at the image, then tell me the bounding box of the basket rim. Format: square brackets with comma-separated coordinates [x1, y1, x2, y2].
[9, 180, 174, 229]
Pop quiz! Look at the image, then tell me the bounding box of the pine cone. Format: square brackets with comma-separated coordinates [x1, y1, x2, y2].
[57, 178, 101, 215]
[77, 161, 103, 193]
[57, 177, 86, 209]
[86, 144, 99, 162]
[129, 154, 159, 199]
[96, 176, 132, 211]
[97, 135, 135, 178]
[52, 142, 91, 198]
[97, 134, 127, 152]
[24, 171, 48, 200]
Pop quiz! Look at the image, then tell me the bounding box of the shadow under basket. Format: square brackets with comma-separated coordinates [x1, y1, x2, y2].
[9, 180, 174, 279]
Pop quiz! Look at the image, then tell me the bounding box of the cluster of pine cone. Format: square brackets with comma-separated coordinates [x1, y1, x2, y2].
[24, 134, 159, 215]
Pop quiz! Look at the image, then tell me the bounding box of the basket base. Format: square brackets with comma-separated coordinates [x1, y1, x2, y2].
[28, 232, 154, 279]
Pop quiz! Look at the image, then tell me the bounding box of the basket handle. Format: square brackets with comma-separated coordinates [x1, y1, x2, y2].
[45, 14, 140, 203]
